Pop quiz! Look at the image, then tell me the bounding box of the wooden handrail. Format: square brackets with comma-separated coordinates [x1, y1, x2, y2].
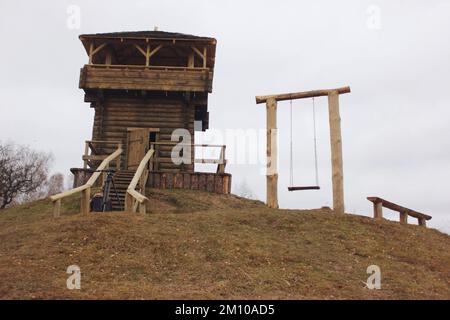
[125, 148, 155, 213]
[367, 196, 432, 227]
[50, 147, 123, 217]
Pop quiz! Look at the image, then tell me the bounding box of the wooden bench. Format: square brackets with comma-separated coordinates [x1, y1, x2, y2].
[367, 197, 432, 227]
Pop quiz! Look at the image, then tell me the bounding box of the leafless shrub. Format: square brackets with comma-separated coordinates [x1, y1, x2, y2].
[0, 142, 52, 209]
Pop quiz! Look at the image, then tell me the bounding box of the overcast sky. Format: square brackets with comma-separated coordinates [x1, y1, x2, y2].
[1, 0, 449, 233]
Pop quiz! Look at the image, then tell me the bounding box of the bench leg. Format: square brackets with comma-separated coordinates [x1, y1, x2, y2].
[373, 202, 383, 219]
[418, 218, 426, 227]
[400, 211, 408, 224]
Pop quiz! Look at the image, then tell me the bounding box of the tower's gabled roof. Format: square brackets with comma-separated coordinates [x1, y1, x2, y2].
[79, 30, 217, 70]
[79, 30, 215, 42]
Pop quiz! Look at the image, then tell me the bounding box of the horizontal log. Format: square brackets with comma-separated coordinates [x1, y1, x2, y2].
[255, 86, 351, 104]
[82, 155, 108, 161]
[104, 102, 186, 108]
[152, 158, 222, 164]
[85, 70, 210, 81]
[90, 85, 210, 93]
[103, 120, 191, 127]
[103, 110, 193, 117]
[103, 115, 194, 121]
[194, 159, 225, 164]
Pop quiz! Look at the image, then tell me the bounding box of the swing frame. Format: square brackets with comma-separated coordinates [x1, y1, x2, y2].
[255, 86, 351, 214]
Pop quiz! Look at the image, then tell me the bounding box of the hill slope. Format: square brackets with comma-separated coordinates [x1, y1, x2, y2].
[0, 189, 449, 299]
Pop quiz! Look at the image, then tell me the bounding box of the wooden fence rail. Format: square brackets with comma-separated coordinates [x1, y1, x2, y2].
[150, 142, 226, 174]
[83, 140, 122, 169]
[367, 197, 432, 227]
[50, 147, 123, 217]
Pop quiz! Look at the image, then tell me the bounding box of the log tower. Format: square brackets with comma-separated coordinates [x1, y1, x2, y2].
[71, 31, 231, 203]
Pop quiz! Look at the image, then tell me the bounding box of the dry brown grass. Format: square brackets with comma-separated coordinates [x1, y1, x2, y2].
[0, 189, 449, 300]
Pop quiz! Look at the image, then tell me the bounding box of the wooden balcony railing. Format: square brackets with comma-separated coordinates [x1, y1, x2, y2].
[79, 64, 213, 92]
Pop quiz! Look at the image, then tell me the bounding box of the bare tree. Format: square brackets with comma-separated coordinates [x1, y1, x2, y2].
[46, 173, 64, 196]
[66, 173, 74, 190]
[0, 142, 52, 209]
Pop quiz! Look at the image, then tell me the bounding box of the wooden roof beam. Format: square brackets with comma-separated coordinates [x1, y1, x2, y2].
[255, 86, 351, 104]
[191, 46, 208, 68]
[88, 42, 107, 64]
[191, 46, 205, 60]
[134, 44, 163, 66]
[149, 44, 163, 58]
[134, 43, 147, 57]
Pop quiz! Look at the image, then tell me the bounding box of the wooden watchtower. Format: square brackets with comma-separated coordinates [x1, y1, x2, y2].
[69, 31, 231, 211]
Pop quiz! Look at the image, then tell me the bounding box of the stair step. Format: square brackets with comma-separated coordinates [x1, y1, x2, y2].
[101, 170, 143, 211]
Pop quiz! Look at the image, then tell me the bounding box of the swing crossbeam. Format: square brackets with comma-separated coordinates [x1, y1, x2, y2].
[288, 186, 320, 191]
[255, 86, 351, 104]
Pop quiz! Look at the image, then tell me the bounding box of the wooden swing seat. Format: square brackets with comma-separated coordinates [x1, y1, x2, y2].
[288, 186, 320, 191]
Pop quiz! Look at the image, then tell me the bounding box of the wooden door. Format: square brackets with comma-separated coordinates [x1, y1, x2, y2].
[127, 128, 149, 170]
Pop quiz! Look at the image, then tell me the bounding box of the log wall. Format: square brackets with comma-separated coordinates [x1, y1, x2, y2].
[71, 168, 232, 194]
[147, 171, 232, 194]
[92, 94, 195, 172]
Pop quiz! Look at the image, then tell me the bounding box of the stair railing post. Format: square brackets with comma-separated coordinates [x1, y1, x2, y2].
[84, 141, 89, 169]
[80, 187, 91, 215]
[125, 192, 133, 212]
[53, 199, 61, 218]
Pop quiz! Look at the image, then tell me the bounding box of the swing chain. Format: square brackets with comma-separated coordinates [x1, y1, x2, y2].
[312, 97, 319, 186]
[289, 99, 294, 187]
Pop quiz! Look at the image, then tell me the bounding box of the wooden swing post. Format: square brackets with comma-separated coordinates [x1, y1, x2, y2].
[255, 86, 351, 213]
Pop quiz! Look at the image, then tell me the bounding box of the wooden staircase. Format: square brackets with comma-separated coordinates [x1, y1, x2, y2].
[109, 170, 135, 211]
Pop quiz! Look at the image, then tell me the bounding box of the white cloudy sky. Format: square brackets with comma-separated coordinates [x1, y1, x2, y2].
[0, 0, 449, 233]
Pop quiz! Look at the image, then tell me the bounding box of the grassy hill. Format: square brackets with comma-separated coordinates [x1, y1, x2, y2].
[0, 189, 449, 299]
